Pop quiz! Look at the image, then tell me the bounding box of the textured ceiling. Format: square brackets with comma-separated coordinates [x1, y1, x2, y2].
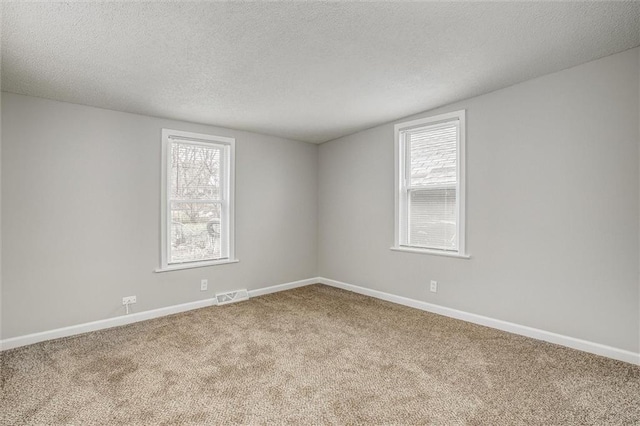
[2, 2, 639, 144]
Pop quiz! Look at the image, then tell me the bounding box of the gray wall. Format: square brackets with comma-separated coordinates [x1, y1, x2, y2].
[2, 49, 639, 354]
[1, 93, 318, 339]
[318, 48, 640, 352]
[0, 90, 3, 341]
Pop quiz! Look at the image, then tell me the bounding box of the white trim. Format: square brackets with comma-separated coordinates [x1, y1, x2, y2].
[317, 277, 640, 366]
[0, 277, 317, 351]
[458, 111, 466, 254]
[3, 276, 637, 366]
[166, 129, 235, 145]
[227, 140, 236, 261]
[0, 297, 217, 351]
[247, 278, 319, 298]
[394, 120, 402, 248]
[155, 258, 239, 273]
[395, 110, 465, 132]
[390, 246, 471, 259]
[160, 128, 236, 271]
[394, 110, 467, 257]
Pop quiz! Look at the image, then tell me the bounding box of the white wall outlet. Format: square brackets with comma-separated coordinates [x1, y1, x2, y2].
[122, 296, 137, 305]
[430, 280, 438, 293]
[200, 279, 208, 291]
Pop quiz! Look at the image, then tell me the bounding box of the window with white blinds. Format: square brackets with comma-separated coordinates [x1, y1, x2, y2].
[394, 111, 467, 257]
[159, 129, 236, 271]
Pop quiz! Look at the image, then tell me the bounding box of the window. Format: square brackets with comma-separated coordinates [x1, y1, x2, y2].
[393, 110, 468, 258]
[159, 129, 236, 271]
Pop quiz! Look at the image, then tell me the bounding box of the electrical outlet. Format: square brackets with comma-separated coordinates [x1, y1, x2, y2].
[430, 280, 438, 293]
[201, 279, 208, 291]
[122, 296, 137, 305]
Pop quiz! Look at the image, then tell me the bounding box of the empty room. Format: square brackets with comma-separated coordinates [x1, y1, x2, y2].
[1, 1, 640, 425]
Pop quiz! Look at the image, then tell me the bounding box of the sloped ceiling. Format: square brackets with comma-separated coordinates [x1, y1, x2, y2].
[2, 2, 639, 143]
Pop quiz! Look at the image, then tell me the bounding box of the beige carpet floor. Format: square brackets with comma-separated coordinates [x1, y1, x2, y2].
[1, 284, 639, 425]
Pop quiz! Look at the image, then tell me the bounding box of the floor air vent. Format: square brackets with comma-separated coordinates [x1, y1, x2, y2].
[215, 289, 249, 306]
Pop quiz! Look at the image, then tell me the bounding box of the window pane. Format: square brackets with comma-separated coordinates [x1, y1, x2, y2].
[170, 202, 223, 263]
[408, 123, 457, 187]
[409, 188, 457, 250]
[171, 142, 221, 200]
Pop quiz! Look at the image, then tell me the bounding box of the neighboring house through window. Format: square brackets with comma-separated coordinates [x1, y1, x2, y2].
[159, 129, 236, 271]
[393, 110, 468, 258]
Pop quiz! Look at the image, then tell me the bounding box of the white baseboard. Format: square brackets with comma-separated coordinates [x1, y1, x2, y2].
[247, 277, 318, 298]
[3, 276, 638, 366]
[0, 297, 218, 351]
[0, 277, 317, 352]
[317, 277, 640, 366]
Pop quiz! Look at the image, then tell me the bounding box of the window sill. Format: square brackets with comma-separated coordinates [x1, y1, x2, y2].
[155, 259, 239, 273]
[390, 246, 471, 259]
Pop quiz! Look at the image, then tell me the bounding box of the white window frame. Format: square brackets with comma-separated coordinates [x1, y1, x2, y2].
[392, 110, 469, 259]
[157, 129, 238, 272]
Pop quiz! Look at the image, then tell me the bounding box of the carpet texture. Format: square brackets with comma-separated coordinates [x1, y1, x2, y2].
[1, 284, 639, 425]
